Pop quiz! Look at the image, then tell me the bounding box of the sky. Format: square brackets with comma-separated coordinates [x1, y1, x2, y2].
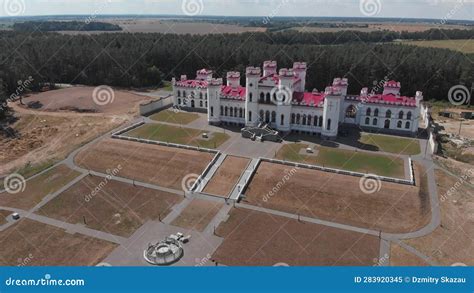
[0, 0, 472, 20]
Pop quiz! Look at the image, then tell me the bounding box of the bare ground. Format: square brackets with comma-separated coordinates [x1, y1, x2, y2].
[75, 138, 214, 190]
[212, 208, 380, 266]
[0, 219, 116, 266]
[203, 156, 249, 197]
[37, 176, 182, 237]
[171, 198, 223, 232]
[244, 161, 431, 233]
[390, 243, 429, 266]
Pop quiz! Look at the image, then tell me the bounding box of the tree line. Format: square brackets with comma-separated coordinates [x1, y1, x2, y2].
[13, 21, 122, 32]
[0, 29, 472, 119]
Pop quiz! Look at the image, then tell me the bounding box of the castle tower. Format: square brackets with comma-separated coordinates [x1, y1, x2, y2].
[245, 67, 261, 126]
[383, 80, 401, 95]
[293, 62, 307, 93]
[322, 86, 344, 139]
[276, 68, 294, 132]
[196, 69, 213, 81]
[207, 78, 222, 125]
[226, 71, 241, 88]
[332, 78, 348, 96]
[263, 61, 277, 76]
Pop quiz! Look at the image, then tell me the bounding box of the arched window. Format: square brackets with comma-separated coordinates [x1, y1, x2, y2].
[407, 111, 412, 120]
[205, 101, 207, 107]
[327, 119, 332, 130]
[345, 105, 357, 118]
[191, 100, 195, 108]
[271, 111, 276, 123]
[199, 101, 203, 107]
[291, 113, 296, 124]
[366, 108, 371, 116]
[199, 92, 203, 99]
[239, 108, 243, 118]
[319, 116, 323, 127]
[281, 114, 284, 125]
[220, 106, 223, 115]
[386, 110, 392, 118]
[183, 90, 187, 97]
[405, 121, 411, 129]
[177, 91, 181, 97]
[260, 92, 265, 103]
[265, 110, 270, 123]
[259, 110, 264, 121]
[205, 93, 208, 99]
[225, 106, 228, 116]
[397, 121, 402, 128]
[235, 107, 238, 118]
[307, 115, 312, 126]
[248, 111, 252, 122]
[266, 93, 271, 104]
[210, 107, 214, 117]
[178, 98, 181, 105]
[296, 114, 301, 125]
[314, 115, 318, 126]
[373, 118, 378, 126]
[384, 119, 390, 129]
[374, 108, 379, 117]
[249, 93, 253, 102]
[365, 117, 370, 125]
[230, 107, 234, 117]
[302, 115, 307, 125]
[398, 111, 404, 119]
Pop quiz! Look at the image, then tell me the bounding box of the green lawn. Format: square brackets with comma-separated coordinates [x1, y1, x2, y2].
[360, 134, 421, 156]
[276, 143, 405, 178]
[149, 110, 200, 125]
[126, 123, 229, 149]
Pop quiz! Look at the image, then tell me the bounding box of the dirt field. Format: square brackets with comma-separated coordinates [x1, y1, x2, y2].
[0, 210, 11, 225]
[37, 176, 182, 237]
[244, 161, 430, 233]
[0, 112, 124, 176]
[0, 219, 116, 266]
[75, 138, 214, 190]
[403, 169, 474, 266]
[295, 22, 470, 33]
[203, 156, 249, 197]
[212, 208, 380, 266]
[390, 243, 428, 266]
[21, 86, 151, 115]
[171, 199, 223, 232]
[0, 164, 81, 210]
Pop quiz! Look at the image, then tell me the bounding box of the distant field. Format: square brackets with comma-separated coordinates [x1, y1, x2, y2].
[294, 22, 470, 33]
[400, 39, 474, 54]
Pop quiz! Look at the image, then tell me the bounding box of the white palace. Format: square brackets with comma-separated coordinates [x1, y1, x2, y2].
[172, 61, 423, 139]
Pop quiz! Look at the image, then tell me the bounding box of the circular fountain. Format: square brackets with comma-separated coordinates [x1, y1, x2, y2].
[144, 237, 184, 265]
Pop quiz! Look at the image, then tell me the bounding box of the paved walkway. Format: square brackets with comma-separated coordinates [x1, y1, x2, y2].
[229, 158, 260, 201]
[194, 153, 227, 193]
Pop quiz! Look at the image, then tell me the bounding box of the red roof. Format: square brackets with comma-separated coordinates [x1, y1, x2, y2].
[292, 92, 325, 107]
[175, 80, 208, 88]
[221, 85, 246, 99]
[348, 93, 417, 107]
